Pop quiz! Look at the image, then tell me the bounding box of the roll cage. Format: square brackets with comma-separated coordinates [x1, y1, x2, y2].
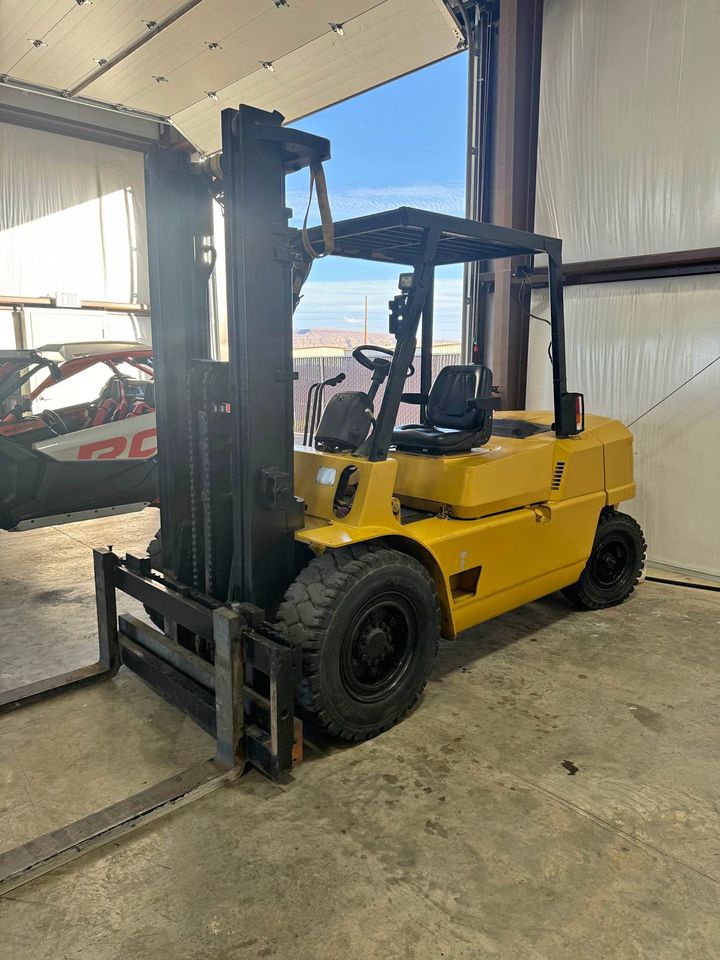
[295, 206, 582, 461]
[0, 347, 153, 412]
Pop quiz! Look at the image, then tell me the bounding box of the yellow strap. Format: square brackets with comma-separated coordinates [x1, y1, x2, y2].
[302, 161, 335, 259]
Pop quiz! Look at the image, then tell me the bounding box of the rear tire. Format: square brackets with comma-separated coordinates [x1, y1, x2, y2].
[147, 528, 162, 569]
[145, 528, 164, 630]
[563, 509, 646, 610]
[277, 544, 440, 741]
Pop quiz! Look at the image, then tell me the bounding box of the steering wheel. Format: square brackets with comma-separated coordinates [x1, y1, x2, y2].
[352, 344, 415, 378]
[41, 409, 69, 436]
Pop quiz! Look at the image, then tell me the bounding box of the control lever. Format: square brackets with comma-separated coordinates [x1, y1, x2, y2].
[302, 372, 346, 446]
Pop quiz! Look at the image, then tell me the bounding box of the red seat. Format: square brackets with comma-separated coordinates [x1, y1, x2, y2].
[127, 401, 152, 418]
[91, 398, 119, 426]
[111, 397, 130, 421]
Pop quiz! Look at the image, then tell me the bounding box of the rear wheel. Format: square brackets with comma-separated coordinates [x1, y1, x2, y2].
[277, 544, 440, 740]
[563, 509, 646, 610]
[145, 528, 164, 630]
[147, 528, 162, 569]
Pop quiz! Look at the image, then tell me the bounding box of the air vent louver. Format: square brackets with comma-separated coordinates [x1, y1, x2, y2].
[551, 461, 565, 490]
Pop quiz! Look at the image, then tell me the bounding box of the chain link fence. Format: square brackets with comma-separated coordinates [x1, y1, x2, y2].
[293, 352, 461, 436]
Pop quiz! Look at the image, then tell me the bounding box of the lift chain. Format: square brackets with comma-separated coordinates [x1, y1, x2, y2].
[186, 364, 203, 591]
[200, 366, 214, 592]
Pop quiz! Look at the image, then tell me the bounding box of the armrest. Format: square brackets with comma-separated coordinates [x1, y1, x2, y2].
[401, 392, 428, 405]
[466, 397, 503, 411]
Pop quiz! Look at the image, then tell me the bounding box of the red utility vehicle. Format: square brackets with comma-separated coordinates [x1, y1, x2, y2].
[0, 342, 157, 530]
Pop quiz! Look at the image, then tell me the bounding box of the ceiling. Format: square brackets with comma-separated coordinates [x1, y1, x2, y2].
[0, 0, 463, 153]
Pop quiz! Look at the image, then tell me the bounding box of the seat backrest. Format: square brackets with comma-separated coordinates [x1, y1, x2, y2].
[123, 378, 149, 403]
[427, 365, 492, 431]
[111, 397, 130, 421]
[107, 379, 124, 403]
[91, 397, 118, 426]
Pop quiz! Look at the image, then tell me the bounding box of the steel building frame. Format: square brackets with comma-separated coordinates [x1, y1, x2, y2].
[459, 0, 544, 408]
[473, 247, 720, 290]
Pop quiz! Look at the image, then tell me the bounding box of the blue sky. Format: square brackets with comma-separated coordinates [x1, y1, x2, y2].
[288, 52, 468, 341]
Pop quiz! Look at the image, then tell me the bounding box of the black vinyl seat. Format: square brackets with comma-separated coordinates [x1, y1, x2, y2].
[392, 364, 494, 454]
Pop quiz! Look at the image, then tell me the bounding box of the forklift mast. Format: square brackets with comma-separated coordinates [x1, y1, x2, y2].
[222, 107, 329, 609]
[147, 106, 329, 608]
[145, 145, 214, 580]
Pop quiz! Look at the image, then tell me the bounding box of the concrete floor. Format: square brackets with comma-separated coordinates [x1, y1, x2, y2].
[1, 512, 720, 959]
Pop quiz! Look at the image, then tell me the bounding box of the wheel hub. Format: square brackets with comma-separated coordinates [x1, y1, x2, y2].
[600, 553, 619, 575]
[593, 536, 632, 587]
[357, 619, 394, 666]
[342, 596, 416, 703]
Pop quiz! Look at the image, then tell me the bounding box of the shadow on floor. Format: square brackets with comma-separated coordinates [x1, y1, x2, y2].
[432, 591, 576, 679]
[299, 590, 577, 763]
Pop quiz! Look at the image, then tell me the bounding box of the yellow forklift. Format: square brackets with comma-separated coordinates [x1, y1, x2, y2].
[123, 103, 645, 753]
[0, 105, 645, 890]
[280, 217, 645, 740]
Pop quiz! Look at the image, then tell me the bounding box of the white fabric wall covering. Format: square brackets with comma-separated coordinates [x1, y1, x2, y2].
[0, 311, 17, 349]
[527, 278, 720, 579]
[0, 306, 147, 351]
[536, 0, 720, 260]
[24, 307, 147, 350]
[0, 121, 148, 304]
[530, 0, 720, 577]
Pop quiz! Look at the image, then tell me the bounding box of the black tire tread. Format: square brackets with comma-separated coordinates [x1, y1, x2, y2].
[145, 528, 164, 629]
[563, 509, 646, 610]
[147, 528, 162, 569]
[277, 543, 440, 741]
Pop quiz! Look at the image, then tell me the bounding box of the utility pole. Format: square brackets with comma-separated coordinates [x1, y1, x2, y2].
[364, 295, 368, 343]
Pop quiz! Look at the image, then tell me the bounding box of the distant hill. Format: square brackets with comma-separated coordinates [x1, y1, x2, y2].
[293, 328, 396, 351]
[293, 328, 458, 353]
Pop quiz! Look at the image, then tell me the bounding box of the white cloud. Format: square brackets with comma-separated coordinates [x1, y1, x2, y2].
[288, 182, 465, 223]
[295, 277, 463, 340]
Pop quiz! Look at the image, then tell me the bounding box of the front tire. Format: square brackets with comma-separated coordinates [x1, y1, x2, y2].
[563, 509, 646, 610]
[278, 544, 440, 741]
